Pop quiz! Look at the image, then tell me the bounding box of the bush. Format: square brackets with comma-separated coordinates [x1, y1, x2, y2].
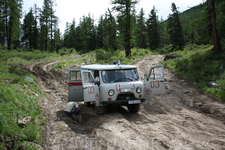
[58, 48, 76, 56]
[95, 49, 107, 61]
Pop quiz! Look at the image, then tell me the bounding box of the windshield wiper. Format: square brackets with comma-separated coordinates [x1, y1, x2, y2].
[111, 78, 134, 83]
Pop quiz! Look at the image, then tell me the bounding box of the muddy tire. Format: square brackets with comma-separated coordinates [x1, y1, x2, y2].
[95, 104, 108, 115]
[127, 104, 140, 113]
[85, 102, 91, 107]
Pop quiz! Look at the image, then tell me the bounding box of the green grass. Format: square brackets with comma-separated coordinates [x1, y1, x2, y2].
[95, 48, 153, 65]
[162, 44, 225, 101]
[52, 51, 97, 71]
[0, 49, 59, 149]
[0, 72, 45, 149]
[0, 47, 87, 149]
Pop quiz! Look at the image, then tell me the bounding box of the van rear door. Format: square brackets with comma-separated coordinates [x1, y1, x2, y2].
[68, 70, 83, 102]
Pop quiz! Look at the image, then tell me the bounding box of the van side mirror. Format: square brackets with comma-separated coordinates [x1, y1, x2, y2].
[144, 74, 148, 80]
[94, 77, 100, 86]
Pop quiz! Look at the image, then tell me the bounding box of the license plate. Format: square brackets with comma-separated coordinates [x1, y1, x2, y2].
[128, 100, 141, 104]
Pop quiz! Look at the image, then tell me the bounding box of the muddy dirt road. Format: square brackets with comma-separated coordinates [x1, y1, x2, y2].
[28, 55, 225, 150]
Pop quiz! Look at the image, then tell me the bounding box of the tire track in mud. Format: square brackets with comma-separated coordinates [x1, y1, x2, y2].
[27, 56, 225, 150]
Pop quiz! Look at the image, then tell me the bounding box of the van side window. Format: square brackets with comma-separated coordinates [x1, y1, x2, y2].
[70, 71, 82, 81]
[82, 72, 94, 83]
[149, 67, 163, 79]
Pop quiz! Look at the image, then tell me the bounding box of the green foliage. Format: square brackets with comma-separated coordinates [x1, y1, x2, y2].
[52, 51, 96, 71]
[95, 49, 127, 64]
[0, 65, 45, 149]
[167, 3, 185, 50]
[179, 3, 208, 45]
[0, 0, 22, 49]
[95, 49, 106, 61]
[111, 0, 139, 57]
[58, 47, 76, 56]
[40, 0, 58, 52]
[135, 8, 147, 49]
[0, 49, 62, 63]
[146, 6, 160, 49]
[95, 48, 152, 65]
[22, 9, 37, 50]
[0, 48, 70, 149]
[162, 44, 225, 101]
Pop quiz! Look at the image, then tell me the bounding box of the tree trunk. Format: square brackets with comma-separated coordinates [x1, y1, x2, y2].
[207, 0, 223, 54]
[125, 1, 131, 57]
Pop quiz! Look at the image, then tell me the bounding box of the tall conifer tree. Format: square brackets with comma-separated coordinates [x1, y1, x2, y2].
[2, 0, 22, 50]
[146, 6, 160, 50]
[167, 3, 185, 50]
[22, 9, 35, 50]
[40, 0, 57, 51]
[111, 0, 139, 57]
[135, 8, 146, 49]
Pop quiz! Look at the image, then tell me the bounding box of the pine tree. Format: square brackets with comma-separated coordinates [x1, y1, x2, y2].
[159, 18, 170, 47]
[2, 0, 22, 50]
[33, 4, 40, 50]
[63, 22, 70, 48]
[96, 15, 104, 49]
[69, 19, 76, 49]
[63, 19, 76, 49]
[167, 3, 185, 50]
[22, 9, 35, 50]
[0, 0, 6, 46]
[40, 0, 57, 51]
[111, 0, 139, 57]
[146, 6, 160, 50]
[102, 8, 117, 51]
[54, 28, 62, 52]
[135, 8, 146, 49]
[49, 0, 57, 52]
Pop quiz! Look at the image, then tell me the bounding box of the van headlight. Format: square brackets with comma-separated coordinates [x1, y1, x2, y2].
[108, 89, 115, 96]
[136, 87, 142, 93]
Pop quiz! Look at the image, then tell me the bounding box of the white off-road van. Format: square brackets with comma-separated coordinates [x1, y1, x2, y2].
[67, 61, 165, 115]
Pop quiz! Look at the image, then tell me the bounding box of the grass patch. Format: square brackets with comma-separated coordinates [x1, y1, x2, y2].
[0, 49, 62, 149]
[95, 48, 153, 65]
[0, 72, 45, 149]
[162, 44, 225, 101]
[52, 51, 96, 71]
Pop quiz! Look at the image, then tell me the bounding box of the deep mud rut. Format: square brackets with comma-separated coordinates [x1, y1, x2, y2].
[27, 55, 225, 150]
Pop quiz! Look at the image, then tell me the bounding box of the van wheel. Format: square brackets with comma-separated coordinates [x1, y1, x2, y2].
[95, 105, 108, 115]
[85, 102, 91, 107]
[127, 104, 140, 113]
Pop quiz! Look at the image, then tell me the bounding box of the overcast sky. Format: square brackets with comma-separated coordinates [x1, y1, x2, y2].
[22, 0, 205, 34]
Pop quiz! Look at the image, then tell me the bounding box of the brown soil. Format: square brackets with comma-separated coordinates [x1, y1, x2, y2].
[27, 55, 225, 150]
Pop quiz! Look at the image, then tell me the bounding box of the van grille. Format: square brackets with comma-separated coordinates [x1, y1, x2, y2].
[116, 93, 135, 100]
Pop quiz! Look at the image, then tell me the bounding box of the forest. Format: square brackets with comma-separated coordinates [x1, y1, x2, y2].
[0, 0, 224, 55]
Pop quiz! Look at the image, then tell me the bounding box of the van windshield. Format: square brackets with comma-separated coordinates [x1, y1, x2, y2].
[101, 69, 140, 83]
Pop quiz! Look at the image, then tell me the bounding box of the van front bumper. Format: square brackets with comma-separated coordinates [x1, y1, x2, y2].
[101, 98, 145, 105]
